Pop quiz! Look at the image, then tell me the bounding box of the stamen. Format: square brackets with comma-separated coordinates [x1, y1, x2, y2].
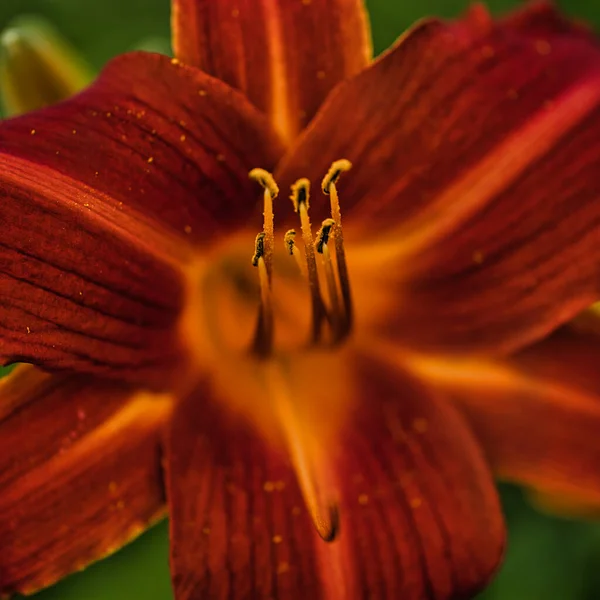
[321, 159, 352, 195]
[250, 169, 278, 356]
[249, 168, 279, 280]
[284, 229, 307, 278]
[315, 219, 342, 336]
[321, 160, 353, 338]
[290, 178, 327, 343]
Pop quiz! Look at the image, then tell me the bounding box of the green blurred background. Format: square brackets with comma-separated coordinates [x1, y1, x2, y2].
[0, 0, 599, 598]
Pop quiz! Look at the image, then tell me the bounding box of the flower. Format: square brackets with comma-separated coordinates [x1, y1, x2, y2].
[1, 1, 600, 599]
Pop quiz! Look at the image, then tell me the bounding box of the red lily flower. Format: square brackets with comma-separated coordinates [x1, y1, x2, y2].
[1, 1, 600, 598]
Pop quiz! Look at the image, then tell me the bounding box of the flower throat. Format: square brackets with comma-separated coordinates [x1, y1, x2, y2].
[250, 160, 353, 357]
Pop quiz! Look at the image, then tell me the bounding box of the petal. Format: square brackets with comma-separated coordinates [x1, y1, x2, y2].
[404, 328, 600, 515]
[0, 51, 284, 379]
[276, 4, 600, 355]
[165, 350, 504, 599]
[0, 366, 172, 595]
[171, 0, 372, 143]
[0, 51, 284, 239]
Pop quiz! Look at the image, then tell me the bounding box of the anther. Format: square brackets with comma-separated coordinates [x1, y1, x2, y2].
[249, 168, 279, 199]
[284, 230, 297, 255]
[321, 159, 352, 195]
[315, 218, 335, 254]
[252, 232, 266, 267]
[290, 178, 310, 212]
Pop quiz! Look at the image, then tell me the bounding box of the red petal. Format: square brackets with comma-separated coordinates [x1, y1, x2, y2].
[0, 366, 171, 595]
[0, 51, 284, 239]
[171, 0, 372, 143]
[165, 351, 504, 599]
[276, 4, 600, 355]
[416, 329, 600, 514]
[0, 52, 283, 379]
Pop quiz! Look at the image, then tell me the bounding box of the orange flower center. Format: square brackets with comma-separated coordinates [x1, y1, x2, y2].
[178, 161, 358, 540]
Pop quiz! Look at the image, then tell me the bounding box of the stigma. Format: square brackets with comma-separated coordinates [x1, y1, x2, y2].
[250, 161, 353, 356]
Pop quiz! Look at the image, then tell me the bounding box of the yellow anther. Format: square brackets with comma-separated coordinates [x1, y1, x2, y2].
[290, 178, 310, 212]
[315, 218, 335, 254]
[284, 229, 297, 255]
[321, 159, 352, 194]
[252, 232, 266, 267]
[249, 168, 279, 198]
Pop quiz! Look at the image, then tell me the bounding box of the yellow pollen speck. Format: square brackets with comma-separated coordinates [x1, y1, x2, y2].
[316, 70, 326, 80]
[108, 481, 117, 493]
[184, 225, 192, 234]
[106, 112, 112, 118]
[481, 45, 494, 58]
[95, 171, 99, 176]
[472, 250, 484, 264]
[26, 326, 31, 333]
[199, 89, 207, 96]
[30, 129, 36, 135]
[147, 156, 154, 164]
[171, 58, 180, 65]
[535, 39, 551, 55]
[277, 562, 290, 574]
[410, 498, 422, 509]
[231, 8, 240, 17]
[272, 535, 283, 544]
[72, 129, 77, 134]
[412, 418, 428, 433]
[180, 134, 186, 142]
[263, 481, 275, 492]
[358, 494, 369, 505]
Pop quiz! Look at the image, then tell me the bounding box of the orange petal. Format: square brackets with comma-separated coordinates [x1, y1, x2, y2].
[165, 351, 504, 599]
[404, 328, 600, 515]
[171, 0, 372, 143]
[276, 4, 600, 355]
[0, 366, 172, 596]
